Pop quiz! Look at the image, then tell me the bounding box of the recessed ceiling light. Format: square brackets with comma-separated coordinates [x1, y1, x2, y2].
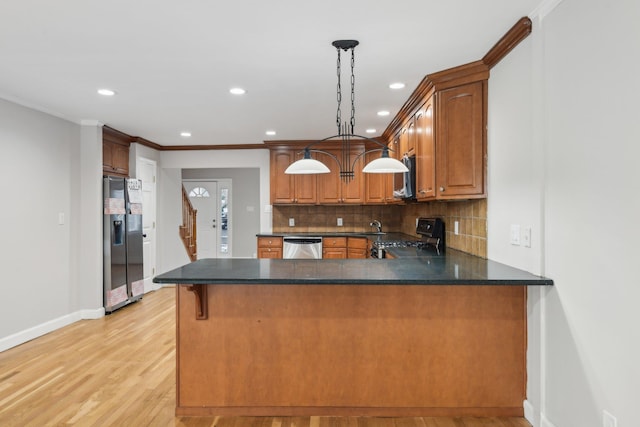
[389, 82, 405, 89]
[365, 128, 376, 134]
[265, 130, 276, 136]
[180, 132, 191, 137]
[377, 110, 390, 117]
[97, 88, 116, 96]
[229, 87, 246, 95]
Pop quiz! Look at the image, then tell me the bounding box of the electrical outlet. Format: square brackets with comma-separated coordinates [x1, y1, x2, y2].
[510, 224, 521, 245]
[454, 221, 459, 235]
[288, 218, 295, 227]
[603, 410, 617, 427]
[522, 226, 532, 248]
[337, 217, 343, 227]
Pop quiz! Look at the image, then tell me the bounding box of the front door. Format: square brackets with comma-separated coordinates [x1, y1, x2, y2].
[186, 181, 218, 259]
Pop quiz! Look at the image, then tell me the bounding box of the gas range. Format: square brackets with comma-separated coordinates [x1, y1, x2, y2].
[372, 240, 427, 249]
[371, 218, 445, 258]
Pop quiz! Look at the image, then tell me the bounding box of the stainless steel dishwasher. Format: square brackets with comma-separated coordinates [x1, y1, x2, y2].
[282, 236, 323, 259]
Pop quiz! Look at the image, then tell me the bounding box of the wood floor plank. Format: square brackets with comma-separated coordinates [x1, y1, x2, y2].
[0, 287, 531, 427]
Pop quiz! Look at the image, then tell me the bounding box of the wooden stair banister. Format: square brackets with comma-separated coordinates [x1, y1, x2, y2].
[180, 185, 198, 262]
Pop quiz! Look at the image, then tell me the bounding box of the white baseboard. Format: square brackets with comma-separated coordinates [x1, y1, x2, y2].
[0, 307, 105, 353]
[80, 307, 105, 320]
[524, 400, 536, 426]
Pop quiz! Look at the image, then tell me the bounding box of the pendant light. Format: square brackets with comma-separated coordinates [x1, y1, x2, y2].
[285, 40, 408, 181]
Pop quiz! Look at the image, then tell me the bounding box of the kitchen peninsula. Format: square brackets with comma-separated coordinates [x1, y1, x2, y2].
[154, 249, 551, 417]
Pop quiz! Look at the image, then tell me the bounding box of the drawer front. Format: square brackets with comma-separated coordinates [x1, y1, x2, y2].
[347, 237, 368, 249]
[323, 237, 347, 248]
[257, 237, 283, 248]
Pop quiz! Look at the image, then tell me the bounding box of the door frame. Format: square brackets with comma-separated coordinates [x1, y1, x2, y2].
[182, 179, 232, 258]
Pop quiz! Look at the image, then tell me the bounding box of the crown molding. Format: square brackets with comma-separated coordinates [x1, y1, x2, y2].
[482, 17, 533, 69]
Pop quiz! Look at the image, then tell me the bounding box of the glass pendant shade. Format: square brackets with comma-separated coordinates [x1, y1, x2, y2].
[362, 148, 409, 173]
[285, 150, 330, 174]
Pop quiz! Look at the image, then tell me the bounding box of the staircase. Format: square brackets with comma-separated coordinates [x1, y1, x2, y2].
[179, 185, 197, 261]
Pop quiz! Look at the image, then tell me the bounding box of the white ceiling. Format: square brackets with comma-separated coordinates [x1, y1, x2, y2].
[0, 0, 541, 147]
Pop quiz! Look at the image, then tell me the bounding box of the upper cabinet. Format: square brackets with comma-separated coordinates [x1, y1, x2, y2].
[316, 148, 365, 204]
[435, 81, 485, 199]
[415, 95, 436, 200]
[270, 149, 317, 204]
[383, 61, 489, 201]
[103, 127, 130, 177]
[266, 13, 537, 205]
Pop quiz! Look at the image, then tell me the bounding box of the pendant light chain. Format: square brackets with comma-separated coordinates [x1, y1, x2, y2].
[336, 47, 342, 135]
[350, 47, 356, 135]
[284, 40, 409, 180]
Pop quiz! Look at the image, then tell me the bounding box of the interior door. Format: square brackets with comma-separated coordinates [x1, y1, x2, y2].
[137, 158, 157, 293]
[185, 181, 218, 259]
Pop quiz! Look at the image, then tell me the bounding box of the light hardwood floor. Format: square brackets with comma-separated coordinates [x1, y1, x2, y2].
[0, 287, 531, 427]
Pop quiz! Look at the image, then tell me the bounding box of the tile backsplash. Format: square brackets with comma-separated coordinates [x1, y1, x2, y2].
[272, 198, 487, 258]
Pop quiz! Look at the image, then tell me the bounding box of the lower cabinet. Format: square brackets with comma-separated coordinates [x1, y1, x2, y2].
[322, 237, 347, 259]
[347, 237, 368, 259]
[257, 237, 283, 259]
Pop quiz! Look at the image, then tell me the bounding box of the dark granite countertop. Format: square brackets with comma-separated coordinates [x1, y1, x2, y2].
[257, 231, 414, 241]
[154, 248, 553, 286]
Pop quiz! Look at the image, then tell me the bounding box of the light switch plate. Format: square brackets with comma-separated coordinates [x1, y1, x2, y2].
[510, 224, 521, 245]
[522, 226, 532, 248]
[288, 218, 295, 227]
[337, 217, 343, 226]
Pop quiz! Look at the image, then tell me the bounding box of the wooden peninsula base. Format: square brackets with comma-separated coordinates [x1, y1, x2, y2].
[175, 283, 526, 417]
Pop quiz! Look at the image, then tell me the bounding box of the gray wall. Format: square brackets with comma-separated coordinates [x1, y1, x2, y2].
[0, 98, 104, 350]
[182, 168, 260, 258]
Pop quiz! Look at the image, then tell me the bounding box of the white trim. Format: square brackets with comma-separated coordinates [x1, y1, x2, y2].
[0, 308, 105, 353]
[541, 414, 558, 427]
[524, 400, 536, 426]
[530, 0, 565, 21]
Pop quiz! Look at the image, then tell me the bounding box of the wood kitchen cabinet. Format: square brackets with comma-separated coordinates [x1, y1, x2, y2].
[435, 81, 486, 199]
[103, 127, 130, 177]
[415, 96, 436, 200]
[347, 237, 368, 259]
[316, 148, 365, 204]
[364, 140, 401, 204]
[257, 237, 283, 259]
[322, 237, 347, 259]
[270, 149, 316, 204]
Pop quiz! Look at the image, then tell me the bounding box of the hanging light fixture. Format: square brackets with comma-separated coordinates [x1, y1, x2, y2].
[285, 40, 408, 181]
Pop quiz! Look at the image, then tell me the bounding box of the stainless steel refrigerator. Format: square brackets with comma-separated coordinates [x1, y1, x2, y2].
[103, 176, 144, 313]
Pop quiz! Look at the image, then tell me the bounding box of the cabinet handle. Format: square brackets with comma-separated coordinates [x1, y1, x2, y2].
[439, 186, 445, 192]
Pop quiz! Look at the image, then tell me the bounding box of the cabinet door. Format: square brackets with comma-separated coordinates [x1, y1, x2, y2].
[341, 147, 365, 204]
[316, 150, 341, 204]
[347, 237, 368, 259]
[291, 150, 317, 204]
[322, 248, 347, 259]
[436, 81, 485, 198]
[103, 140, 129, 176]
[258, 248, 282, 259]
[111, 143, 129, 175]
[415, 97, 436, 200]
[388, 139, 401, 203]
[364, 150, 387, 204]
[271, 150, 296, 204]
[399, 125, 410, 157]
[316, 148, 364, 204]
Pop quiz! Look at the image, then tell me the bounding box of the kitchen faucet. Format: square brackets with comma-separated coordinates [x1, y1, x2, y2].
[369, 220, 382, 233]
